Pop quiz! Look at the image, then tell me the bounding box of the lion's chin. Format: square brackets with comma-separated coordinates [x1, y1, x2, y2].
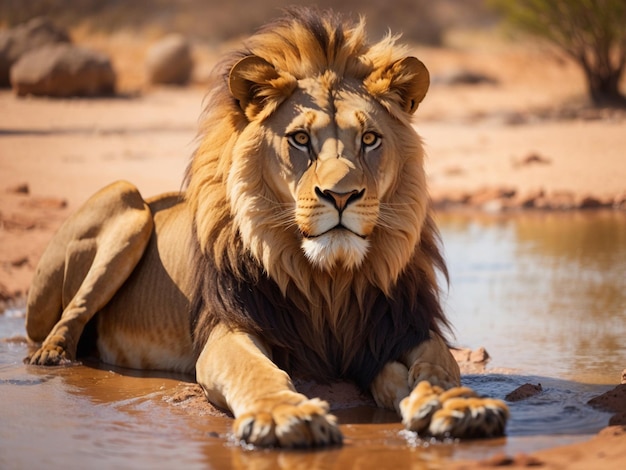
[301, 231, 369, 271]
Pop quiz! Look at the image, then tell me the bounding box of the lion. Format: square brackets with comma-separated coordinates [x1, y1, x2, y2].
[24, 9, 508, 447]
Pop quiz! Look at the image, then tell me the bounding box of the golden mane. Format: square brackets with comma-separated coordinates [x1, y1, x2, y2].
[186, 8, 448, 387]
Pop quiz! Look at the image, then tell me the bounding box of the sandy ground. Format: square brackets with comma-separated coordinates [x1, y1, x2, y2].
[1, 34, 625, 468]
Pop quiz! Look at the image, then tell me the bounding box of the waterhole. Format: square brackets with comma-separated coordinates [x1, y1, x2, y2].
[1, 211, 624, 468]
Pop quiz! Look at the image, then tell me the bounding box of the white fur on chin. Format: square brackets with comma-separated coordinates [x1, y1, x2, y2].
[301, 231, 369, 271]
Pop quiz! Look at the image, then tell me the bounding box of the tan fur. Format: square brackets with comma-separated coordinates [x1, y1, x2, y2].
[401, 381, 509, 438]
[25, 10, 507, 447]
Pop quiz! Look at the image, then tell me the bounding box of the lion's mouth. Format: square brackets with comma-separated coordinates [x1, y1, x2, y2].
[302, 224, 367, 240]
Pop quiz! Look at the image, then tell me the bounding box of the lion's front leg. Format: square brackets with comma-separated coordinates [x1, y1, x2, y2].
[196, 324, 342, 448]
[371, 332, 509, 439]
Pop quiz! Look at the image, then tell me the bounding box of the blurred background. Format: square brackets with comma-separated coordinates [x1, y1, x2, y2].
[0, 0, 494, 46]
[3, 0, 624, 107]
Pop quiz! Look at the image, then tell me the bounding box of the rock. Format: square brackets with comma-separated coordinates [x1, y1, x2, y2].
[145, 34, 193, 85]
[0, 17, 70, 86]
[588, 384, 626, 426]
[451, 346, 492, 374]
[505, 383, 543, 402]
[450, 346, 492, 364]
[588, 384, 626, 415]
[470, 346, 490, 363]
[11, 43, 116, 97]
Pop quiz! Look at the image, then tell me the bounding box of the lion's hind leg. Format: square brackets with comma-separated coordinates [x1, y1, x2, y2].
[25, 181, 153, 366]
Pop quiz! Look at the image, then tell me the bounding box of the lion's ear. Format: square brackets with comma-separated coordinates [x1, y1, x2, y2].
[228, 55, 296, 118]
[366, 56, 430, 115]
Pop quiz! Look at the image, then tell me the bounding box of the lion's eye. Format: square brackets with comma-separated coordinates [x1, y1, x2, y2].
[362, 132, 381, 151]
[288, 131, 311, 152]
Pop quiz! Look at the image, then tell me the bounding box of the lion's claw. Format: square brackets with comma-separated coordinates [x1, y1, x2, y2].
[234, 398, 342, 448]
[401, 381, 509, 439]
[236, 412, 277, 447]
[26, 343, 73, 366]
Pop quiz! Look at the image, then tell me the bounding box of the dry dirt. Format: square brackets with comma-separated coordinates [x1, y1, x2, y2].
[1, 29, 625, 468]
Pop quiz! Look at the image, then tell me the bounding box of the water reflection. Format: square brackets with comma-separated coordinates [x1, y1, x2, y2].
[439, 211, 626, 384]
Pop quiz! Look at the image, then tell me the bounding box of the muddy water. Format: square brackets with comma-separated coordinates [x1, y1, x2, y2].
[1, 212, 624, 469]
[441, 211, 626, 385]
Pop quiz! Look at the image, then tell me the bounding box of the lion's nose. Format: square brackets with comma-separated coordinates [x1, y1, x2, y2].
[315, 187, 364, 212]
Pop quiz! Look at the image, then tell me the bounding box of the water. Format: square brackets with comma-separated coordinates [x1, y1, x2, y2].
[1, 211, 624, 469]
[440, 211, 626, 385]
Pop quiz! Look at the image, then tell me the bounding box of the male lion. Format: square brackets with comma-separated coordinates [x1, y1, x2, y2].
[25, 10, 508, 447]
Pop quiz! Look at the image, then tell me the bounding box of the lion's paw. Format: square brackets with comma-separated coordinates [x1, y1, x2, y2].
[429, 394, 509, 439]
[25, 340, 73, 366]
[234, 398, 343, 448]
[400, 381, 446, 434]
[400, 381, 509, 439]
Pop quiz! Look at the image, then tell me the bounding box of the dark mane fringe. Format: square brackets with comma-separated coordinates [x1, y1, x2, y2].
[190, 211, 450, 390]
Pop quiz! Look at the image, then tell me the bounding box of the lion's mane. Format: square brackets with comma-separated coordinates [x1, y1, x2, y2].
[186, 9, 449, 389]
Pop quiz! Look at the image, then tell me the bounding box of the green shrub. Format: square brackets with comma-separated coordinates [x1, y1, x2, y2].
[491, 0, 626, 106]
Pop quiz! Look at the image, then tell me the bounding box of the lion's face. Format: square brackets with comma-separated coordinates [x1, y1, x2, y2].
[225, 54, 430, 276]
[259, 76, 407, 270]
